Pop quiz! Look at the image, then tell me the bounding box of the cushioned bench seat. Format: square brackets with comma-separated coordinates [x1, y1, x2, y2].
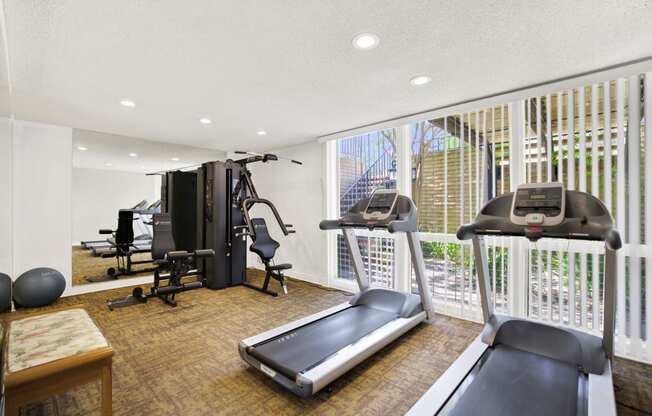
[3, 307, 113, 416]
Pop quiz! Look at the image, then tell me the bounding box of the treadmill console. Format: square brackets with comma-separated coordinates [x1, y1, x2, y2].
[363, 189, 399, 221]
[510, 182, 565, 227]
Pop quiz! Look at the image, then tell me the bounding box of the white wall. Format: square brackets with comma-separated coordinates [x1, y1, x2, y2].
[12, 121, 72, 288]
[71, 167, 160, 244]
[0, 118, 12, 275]
[246, 142, 328, 286]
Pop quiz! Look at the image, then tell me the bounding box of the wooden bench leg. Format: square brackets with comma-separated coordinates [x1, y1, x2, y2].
[101, 361, 113, 416]
[5, 395, 20, 416]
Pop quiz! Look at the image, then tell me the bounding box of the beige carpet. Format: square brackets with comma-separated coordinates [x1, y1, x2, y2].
[5, 272, 652, 415]
[72, 245, 155, 286]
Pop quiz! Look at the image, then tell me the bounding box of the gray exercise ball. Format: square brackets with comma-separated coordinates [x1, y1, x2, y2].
[0, 273, 11, 312]
[13, 268, 66, 308]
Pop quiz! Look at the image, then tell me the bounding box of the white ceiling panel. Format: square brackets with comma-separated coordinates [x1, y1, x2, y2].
[4, 0, 652, 151]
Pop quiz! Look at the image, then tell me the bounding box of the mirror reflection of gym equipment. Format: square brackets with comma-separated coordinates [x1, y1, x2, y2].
[70, 131, 223, 286]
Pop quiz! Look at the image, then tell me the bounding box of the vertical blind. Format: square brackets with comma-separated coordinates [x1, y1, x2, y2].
[522, 76, 650, 362]
[410, 107, 511, 321]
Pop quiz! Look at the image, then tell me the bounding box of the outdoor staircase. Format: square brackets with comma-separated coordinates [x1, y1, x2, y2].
[338, 150, 397, 287]
[339, 150, 396, 215]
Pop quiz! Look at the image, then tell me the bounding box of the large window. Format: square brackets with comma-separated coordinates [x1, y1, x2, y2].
[411, 110, 511, 234]
[410, 107, 511, 320]
[328, 71, 652, 364]
[336, 130, 397, 288]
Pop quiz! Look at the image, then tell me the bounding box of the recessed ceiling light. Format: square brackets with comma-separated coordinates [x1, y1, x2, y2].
[171, 157, 179, 161]
[352, 33, 380, 50]
[410, 75, 432, 86]
[120, 99, 135, 107]
[128, 153, 138, 157]
[199, 117, 212, 125]
[256, 130, 267, 136]
[77, 146, 88, 151]
[105, 162, 113, 167]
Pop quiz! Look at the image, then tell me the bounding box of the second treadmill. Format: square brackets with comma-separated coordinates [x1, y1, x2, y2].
[407, 182, 621, 416]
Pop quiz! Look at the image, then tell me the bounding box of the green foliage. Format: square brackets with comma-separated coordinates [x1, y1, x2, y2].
[421, 242, 434, 257]
[420, 241, 508, 290]
[421, 241, 460, 261]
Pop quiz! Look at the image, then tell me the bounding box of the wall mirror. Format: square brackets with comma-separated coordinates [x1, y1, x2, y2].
[71, 129, 222, 287]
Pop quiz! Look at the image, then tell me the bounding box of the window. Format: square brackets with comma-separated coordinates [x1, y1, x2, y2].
[410, 107, 511, 320]
[327, 71, 652, 363]
[336, 130, 397, 288]
[523, 78, 649, 362]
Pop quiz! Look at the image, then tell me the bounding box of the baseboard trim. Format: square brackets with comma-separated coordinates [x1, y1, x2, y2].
[65, 267, 351, 298]
[64, 274, 154, 297]
[246, 266, 352, 294]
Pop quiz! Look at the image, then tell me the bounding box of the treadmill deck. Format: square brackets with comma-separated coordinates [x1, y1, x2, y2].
[248, 305, 398, 380]
[446, 344, 582, 416]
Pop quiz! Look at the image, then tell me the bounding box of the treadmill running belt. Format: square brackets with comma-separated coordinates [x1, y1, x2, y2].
[249, 306, 398, 380]
[449, 344, 580, 416]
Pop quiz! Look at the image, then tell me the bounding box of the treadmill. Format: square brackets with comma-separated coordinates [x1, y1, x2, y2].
[239, 189, 435, 397]
[407, 182, 621, 416]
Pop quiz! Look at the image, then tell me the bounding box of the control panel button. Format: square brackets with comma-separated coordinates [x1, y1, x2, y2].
[525, 213, 545, 225]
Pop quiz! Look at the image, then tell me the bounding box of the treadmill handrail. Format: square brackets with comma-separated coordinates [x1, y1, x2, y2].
[457, 192, 622, 250]
[458, 225, 622, 249]
[319, 219, 391, 231]
[319, 195, 418, 233]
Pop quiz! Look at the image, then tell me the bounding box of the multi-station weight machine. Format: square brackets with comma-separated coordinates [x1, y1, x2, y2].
[107, 152, 300, 309]
[200, 152, 299, 295]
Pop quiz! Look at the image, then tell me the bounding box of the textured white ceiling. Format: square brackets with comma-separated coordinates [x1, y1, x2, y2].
[4, 1, 652, 151]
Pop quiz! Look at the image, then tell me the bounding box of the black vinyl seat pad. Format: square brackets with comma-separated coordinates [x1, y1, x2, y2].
[267, 263, 292, 271]
[449, 344, 580, 416]
[248, 305, 398, 380]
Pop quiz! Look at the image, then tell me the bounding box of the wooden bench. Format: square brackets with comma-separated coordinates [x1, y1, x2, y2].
[2, 306, 113, 415]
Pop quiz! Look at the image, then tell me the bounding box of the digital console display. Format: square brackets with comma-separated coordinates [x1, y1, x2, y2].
[511, 183, 565, 226]
[514, 187, 563, 216]
[367, 193, 396, 213]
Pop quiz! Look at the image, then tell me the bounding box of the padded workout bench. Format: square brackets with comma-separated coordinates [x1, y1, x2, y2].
[2, 306, 113, 415]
